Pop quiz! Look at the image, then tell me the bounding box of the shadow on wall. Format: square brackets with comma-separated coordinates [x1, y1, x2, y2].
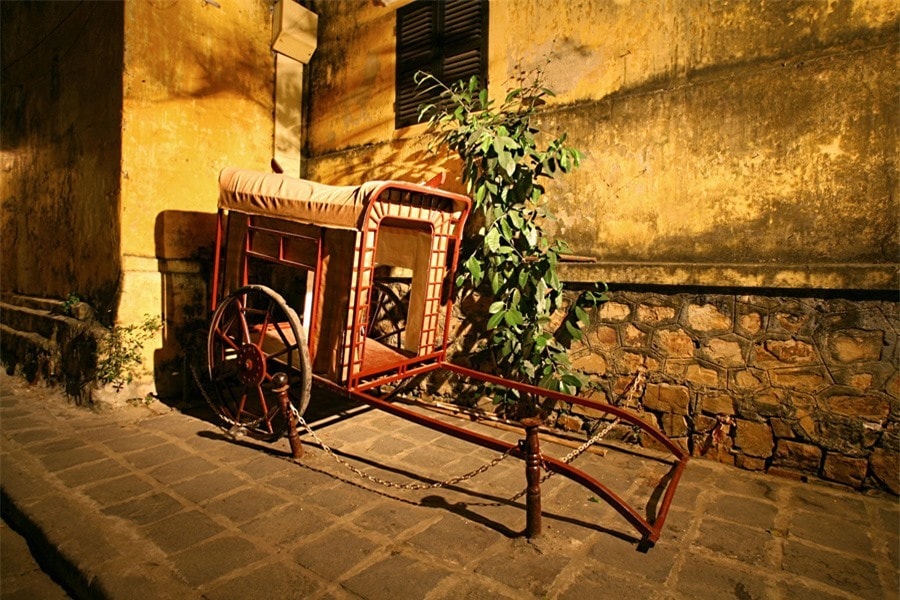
[307, 141, 466, 193]
[154, 209, 217, 400]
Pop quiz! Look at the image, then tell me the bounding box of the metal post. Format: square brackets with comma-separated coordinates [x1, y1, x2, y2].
[521, 417, 542, 538]
[273, 372, 303, 459]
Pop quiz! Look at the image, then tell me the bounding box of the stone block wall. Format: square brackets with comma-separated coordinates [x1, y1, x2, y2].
[438, 289, 898, 494]
[557, 291, 898, 494]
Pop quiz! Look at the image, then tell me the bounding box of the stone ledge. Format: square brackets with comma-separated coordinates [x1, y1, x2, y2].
[558, 261, 899, 291]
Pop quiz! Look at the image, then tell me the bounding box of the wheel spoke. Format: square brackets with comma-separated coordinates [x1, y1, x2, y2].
[267, 342, 299, 363]
[236, 297, 252, 344]
[367, 281, 408, 351]
[214, 327, 241, 352]
[254, 384, 274, 434]
[235, 389, 250, 420]
[256, 300, 275, 347]
[221, 309, 240, 338]
[369, 293, 388, 330]
[207, 285, 311, 437]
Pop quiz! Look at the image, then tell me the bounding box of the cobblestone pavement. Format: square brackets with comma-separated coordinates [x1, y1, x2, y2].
[1, 371, 898, 599]
[1, 518, 71, 599]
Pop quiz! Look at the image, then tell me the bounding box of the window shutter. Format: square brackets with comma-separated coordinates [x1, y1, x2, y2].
[395, 0, 487, 128]
[441, 0, 485, 87]
[396, 2, 436, 127]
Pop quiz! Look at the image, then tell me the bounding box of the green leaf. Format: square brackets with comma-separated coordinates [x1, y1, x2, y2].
[488, 300, 505, 314]
[521, 360, 536, 378]
[565, 319, 582, 339]
[561, 372, 583, 388]
[475, 184, 486, 205]
[487, 310, 505, 330]
[465, 255, 482, 285]
[574, 305, 590, 325]
[504, 308, 524, 327]
[485, 227, 501, 252]
[497, 151, 515, 177]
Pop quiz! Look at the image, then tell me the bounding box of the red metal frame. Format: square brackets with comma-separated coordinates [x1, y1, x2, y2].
[345, 182, 468, 389]
[208, 171, 688, 547]
[316, 362, 687, 545]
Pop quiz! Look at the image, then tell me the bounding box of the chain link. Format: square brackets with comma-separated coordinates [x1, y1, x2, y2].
[291, 405, 514, 490]
[191, 363, 271, 432]
[521, 366, 649, 496]
[193, 360, 649, 499]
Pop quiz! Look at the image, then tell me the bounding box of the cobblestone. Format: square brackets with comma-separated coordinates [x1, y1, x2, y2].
[2, 371, 898, 599]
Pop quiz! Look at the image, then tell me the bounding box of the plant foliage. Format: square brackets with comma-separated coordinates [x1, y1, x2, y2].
[96, 314, 162, 392]
[417, 66, 607, 416]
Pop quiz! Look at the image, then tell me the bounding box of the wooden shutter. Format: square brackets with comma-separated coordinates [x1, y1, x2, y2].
[395, 0, 487, 128]
[440, 0, 485, 88]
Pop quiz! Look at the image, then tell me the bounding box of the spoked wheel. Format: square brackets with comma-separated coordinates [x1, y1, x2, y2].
[207, 285, 311, 438]
[367, 280, 408, 351]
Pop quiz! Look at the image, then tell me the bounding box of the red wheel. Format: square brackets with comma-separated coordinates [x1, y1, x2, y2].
[207, 285, 311, 437]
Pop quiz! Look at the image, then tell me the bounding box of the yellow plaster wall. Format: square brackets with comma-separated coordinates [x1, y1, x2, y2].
[305, 0, 898, 290]
[117, 0, 276, 390]
[121, 0, 275, 261]
[0, 2, 124, 309]
[488, 0, 898, 106]
[307, 1, 398, 158]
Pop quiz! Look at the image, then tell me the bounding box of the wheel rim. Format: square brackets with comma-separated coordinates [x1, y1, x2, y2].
[207, 285, 311, 437]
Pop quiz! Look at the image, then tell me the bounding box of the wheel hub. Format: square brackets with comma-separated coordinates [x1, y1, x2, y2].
[236, 344, 266, 385]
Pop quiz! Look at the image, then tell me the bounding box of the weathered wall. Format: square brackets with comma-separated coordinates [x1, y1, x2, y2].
[542, 33, 897, 289]
[1, 2, 125, 312]
[564, 291, 898, 493]
[119, 0, 276, 394]
[1, 1, 277, 398]
[306, 0, 456, 184]
[304, 1, 899, 491]
[306, 0, 898, 290]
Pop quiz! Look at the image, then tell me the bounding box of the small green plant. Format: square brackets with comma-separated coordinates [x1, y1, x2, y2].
[61, 293, 80, 316]
[418, 64, 606, 417]
[96, 314, 162, 392]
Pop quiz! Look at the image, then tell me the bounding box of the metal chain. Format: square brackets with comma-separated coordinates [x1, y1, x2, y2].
[193, 360, 648, 498]
[190, 363, 271, 432]
[296, 366, 650, 502]
[519, 365, 649, 497]
[195, 361, 512, 488]
[291, 405, 514, 490]
[558, 366, 647, 464]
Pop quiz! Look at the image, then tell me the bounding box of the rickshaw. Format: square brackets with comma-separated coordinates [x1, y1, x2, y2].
[205, 167, 688, 547]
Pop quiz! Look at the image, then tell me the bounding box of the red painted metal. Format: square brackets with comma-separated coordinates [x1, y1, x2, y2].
[317, 370, 687, 546]
[522, 418, 543, 538]
[274, 372, 304, 460]
[207, 170, 687, 546]
[441, 362, 689, 460]
[210, 210, 225, 312]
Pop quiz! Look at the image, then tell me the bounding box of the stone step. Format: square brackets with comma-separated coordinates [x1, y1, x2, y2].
[0, 302, 83, 343]
[0, 297, 104, 400]
[1, 293, 94, 321]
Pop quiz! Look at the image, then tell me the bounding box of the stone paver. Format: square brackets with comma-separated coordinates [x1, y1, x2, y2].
[0, 519, 70, 600]
[1, 371, 898, 600]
